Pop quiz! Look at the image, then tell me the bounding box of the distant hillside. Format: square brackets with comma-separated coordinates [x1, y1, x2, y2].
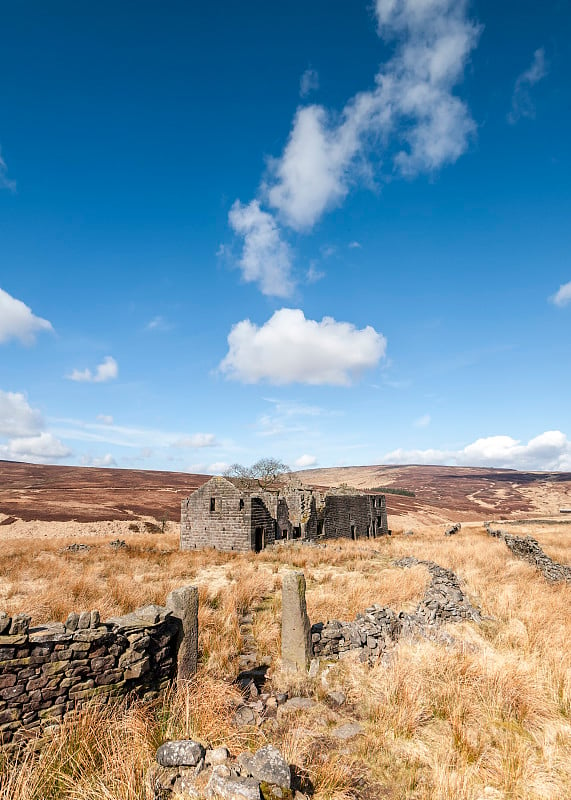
[295, 464, 571, 527]
[0, 461, 210, 522]
[1, 460, 571, 527]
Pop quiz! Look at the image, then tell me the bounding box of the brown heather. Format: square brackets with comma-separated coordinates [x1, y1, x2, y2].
[0, 523, 570, 799]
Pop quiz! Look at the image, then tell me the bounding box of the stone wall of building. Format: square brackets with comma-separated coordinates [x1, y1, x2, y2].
[0, 591, 196, 748]
[181, 478, 389, 552]
[181, 477, 259, 552]
[251, 497, 276, 549]
[323, 494, 388, 540]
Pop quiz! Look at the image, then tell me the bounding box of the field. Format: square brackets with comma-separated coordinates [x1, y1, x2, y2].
[1, 511, 570, 799]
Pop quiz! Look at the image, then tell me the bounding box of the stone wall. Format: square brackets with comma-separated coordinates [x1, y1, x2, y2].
[0, 588, 197, 748]
[181, 477, 276, 552]
[323, 494, 388, 540]
[311, 557, 481, 663]
[485, 522, 571, 582]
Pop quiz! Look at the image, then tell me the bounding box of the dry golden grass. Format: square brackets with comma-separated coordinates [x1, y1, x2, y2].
[0, 523, 570, 798]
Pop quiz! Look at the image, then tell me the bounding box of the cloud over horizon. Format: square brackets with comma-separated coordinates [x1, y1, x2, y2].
[0, 390, 71, 464]
[384, 430, 571, 471]
[219, 308, 386, 385]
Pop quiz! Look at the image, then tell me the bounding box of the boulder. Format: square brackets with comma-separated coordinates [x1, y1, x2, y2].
[156, 739, 205, 768]
[248, 745, 291, 789]
[206, 767, 260, 800]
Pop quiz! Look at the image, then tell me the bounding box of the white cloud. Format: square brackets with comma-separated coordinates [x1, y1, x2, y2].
[0, 149, 15, 191]
[295, 454, 318, 468]
[220, 308, 386, 385]
[230, 0, 479, 291]
[550, 281, 571, 308]
[348, 241, 362, 249]
[306, 262, 325, 284]
[80, 453, 117, 467]
[146, 315, 172, 331]
[300, 68, 319, 97]
[208, 461, 230, 474]
[0, 390, 43, 437]
[0, 432, 72, 463]
[68, 356, 118, 383]
[0, 288, 53, 345]
[266, 0, 479, 230]
[172, 433, 218, 448]
[414, 413, 431, 428]
[96, 414, 114, 425]
[508, 48, 548, 124]
[0, 390, 71, 464]
[228, 200, 294, 297]
[384, 430, 571, 471]
[50, 416, 227, 457]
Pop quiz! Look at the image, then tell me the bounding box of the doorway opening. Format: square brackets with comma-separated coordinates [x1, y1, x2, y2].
[351, 525, 356, 540]
[293, 526, 301, 539]
[254, 527, 264, 553]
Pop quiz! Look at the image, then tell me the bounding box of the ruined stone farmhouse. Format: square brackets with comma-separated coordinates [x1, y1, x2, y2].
[180, 476, 389, 552]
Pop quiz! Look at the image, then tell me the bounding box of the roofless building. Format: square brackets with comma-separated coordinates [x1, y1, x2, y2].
[180, 476, 389, 552]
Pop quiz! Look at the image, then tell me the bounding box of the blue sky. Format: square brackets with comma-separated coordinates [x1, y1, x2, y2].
[1, 0, 570, 474]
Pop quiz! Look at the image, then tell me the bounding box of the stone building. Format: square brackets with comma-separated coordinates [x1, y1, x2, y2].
[180, 476, 389, 552]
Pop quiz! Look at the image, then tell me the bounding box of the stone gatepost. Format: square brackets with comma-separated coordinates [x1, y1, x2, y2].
[166, 585, 199, 681]
[281, 571, 312, 671]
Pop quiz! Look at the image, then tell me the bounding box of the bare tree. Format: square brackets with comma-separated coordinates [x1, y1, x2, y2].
[224, 458, 290, 490]
[251, 458, 291, 489]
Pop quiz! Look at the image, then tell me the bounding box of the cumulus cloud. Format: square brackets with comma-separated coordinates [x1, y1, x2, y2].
[508, 48, 548, 124]
[384, 430, 571, 471]
[230, 0, 479, 292]
[0, 432, 71, 463]
[0, 390, 70, 464]
[0, 288, 53, 345]
[550, 281, 571, 308]
[220, 308, 386, 385]
[68, 356, 118, 383]
[270, 0, 479, 229]
[172, 433, 218, 448]
[300, 68, 319, 97]
[295, 454, 318, 468]
[228, 200, 294, 297]
[0, 391, 43, 437]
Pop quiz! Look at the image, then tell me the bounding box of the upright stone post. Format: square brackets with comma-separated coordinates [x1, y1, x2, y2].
[166, 585, 199, 681]
[281, 571, 312, 671]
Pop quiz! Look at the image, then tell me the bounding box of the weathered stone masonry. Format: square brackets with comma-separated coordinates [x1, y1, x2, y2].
[484, 522, 571, 583]
[181, 476, 390, 553]
[310, 558, 481, 664]
[0, 586, 198, 747]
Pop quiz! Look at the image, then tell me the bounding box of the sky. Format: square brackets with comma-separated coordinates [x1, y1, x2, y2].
[1, 0, 570, 475]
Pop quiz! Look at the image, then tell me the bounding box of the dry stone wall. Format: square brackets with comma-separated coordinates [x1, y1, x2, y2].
[484, 522, 571, 582]
[311, 557, 481, 663]
[0, 587, 197, 748]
